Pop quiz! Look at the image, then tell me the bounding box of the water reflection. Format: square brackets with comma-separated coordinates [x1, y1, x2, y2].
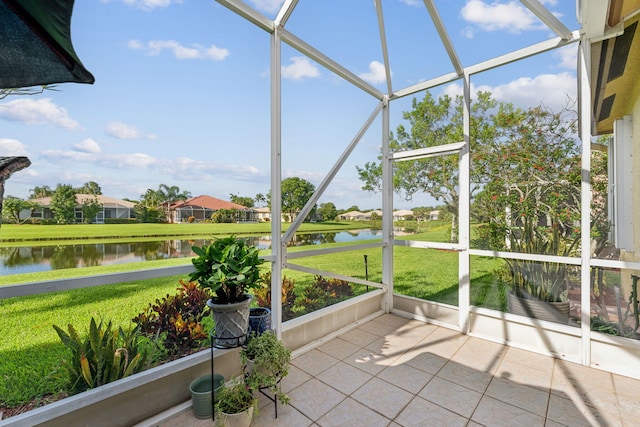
[0, 229, 383, 274]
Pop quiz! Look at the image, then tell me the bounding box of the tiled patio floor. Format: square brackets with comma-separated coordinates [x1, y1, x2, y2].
[158, 314, 640, 426]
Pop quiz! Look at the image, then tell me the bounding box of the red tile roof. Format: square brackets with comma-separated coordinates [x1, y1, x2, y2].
[173, 195, 249, 210]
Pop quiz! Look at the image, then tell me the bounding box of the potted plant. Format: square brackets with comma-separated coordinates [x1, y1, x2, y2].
[506, 258, 571, 323]
[214, 377, 258, 427]
[504, 222, 578, 324]
[189, 236, 264, 347]
[248, 307, 271, 335]
[189, 373, 225, 420]
[240, 330, 291, 405]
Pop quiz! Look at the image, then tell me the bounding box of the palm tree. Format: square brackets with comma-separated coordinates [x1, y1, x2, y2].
[30, 185, 54, 199]
[158, 184, 191, 204]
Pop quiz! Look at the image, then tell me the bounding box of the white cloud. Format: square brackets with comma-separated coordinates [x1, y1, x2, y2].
[39, 149, 264, 182]
[104, 121, 156, 139]
[101, 0, 182, 11]
[358, 61, 389, 85]
[0, 98, 80, 130]
[461, 0, 546, 34]
[74, 139, 101, 154]
[554, 44, 577, 69]
[249, 0, 283, 14]
[0, 138, 28, 156]
[281, 57, 321, 80]
[441, 72, 576, 112]
[41, 150, 160, 169]
[128, 39, 229, 60]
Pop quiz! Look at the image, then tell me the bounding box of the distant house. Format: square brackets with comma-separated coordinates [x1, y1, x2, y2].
[392, 209, 413, 221]
[255, 207, 271, 222]
[29, 194, 135, 223]
[169, 195, 256, 223]
[337, 210, 370, 221]
[429, 210, 440, 221]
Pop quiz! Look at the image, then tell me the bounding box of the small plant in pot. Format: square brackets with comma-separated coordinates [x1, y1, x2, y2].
[240, 330, 291, 405]
[504, 222, 578, 324]
[214, 377, 258, 427]
[189, 236, 265, 347]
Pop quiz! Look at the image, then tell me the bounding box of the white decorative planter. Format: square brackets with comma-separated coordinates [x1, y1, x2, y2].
[209, 295, 252, 347]
[215, 406, 254, 427]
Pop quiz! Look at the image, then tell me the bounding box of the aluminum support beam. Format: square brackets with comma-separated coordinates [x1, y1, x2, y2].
[520, 0, 574, 40]
[381, 98, 394, 313]
[391, 142, 465, 161]
[275, 0, 299, 27]
[392, 72, 461, 100]
[459, 73, 471, 333]
[374, 0, 393, 96]
[424, 0, 463, 76]
[393, 31, 579, 101]
[279, 28, 385, 100]
[286, 263, 385, 290]
[465, 30, 580, 75]
[270, 29, 283, 338]
[578, 40, 593, 365]
[282, 101, 384, 243]
[215, 0, 274, 32]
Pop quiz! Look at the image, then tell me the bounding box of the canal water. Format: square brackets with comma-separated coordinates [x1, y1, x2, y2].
[0, 229, 384, 275]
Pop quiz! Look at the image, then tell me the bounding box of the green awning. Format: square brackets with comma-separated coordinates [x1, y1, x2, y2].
[0, 0, 94, 89]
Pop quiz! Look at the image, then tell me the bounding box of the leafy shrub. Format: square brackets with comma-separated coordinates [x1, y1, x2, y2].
[187, 216, 195, 223]
[253, 271, 296, 321]
[297, 275, 354, 313]
[314, 275, 353, 298]
[132, 280, 210, 357]
[53, 318, 147, 394]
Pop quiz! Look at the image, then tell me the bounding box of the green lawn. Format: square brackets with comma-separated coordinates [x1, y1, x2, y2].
[0, 221, 508, 409]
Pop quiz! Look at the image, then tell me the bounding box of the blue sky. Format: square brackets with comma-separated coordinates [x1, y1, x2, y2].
[0, 0, 580, 211]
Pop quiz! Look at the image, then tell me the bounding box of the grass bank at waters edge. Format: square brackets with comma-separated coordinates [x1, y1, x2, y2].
[0, 221, 368, 244]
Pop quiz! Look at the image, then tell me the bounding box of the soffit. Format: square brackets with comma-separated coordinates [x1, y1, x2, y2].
[590, 2, 640, 135]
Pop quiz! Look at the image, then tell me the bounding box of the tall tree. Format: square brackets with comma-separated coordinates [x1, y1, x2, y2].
[158, 184, 191, 204]
[254, 193, 266, 207]
[229, 194, 254, 208]
[140, 188, 163, 207]
[51, 184, 77, 224]
[472, 102, 581, 254]
[412, 206, 431, 223]
[358, 91, 504, 242]
[77, 181, 102, 195]
[134, 204, 163, 223]
[269, 177, 316, 222]
[80, 195, 102, 223]
[29, 185, 53, 199]
[317, 202, 338, 221]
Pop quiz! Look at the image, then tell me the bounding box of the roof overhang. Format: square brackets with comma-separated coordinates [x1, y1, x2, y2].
[582, 0, 640, 134]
